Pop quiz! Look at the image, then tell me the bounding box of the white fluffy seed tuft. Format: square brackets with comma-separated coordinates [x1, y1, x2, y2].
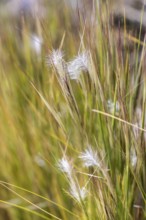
[79, 146, 101, 168]
[67, 51, 89, 79]
[47, 49, 64, 67]
[70, 185, 87, 202]
[57, 157, 72, 176]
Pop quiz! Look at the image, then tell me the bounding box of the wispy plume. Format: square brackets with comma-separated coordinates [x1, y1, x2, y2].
[57, 157, 87, 203]
[47, 50, 90, 80]
[70, 184, 87, 202]
[58, 157, 72, 176]
[67, 51, 90, 79]
[79, 146, 101, 168]
[47, 49, 66, 77]
[48, 50, 64, 66]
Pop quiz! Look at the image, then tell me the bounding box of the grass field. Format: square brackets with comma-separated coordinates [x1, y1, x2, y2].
[0, 1, 145, 220]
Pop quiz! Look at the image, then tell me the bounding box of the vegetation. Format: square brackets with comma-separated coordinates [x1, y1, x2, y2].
[0, 1, 145, 220]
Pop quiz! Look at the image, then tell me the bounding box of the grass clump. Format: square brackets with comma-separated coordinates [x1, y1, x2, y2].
[0, 1, 145, 220]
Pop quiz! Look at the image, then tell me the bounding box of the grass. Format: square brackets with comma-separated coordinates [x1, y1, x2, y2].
[0, 1, 145, 220]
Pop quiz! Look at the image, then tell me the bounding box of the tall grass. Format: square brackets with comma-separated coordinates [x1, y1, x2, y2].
[0, 1, 145, 220]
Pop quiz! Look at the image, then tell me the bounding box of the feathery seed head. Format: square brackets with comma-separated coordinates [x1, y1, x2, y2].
[48, 49, 64, 67]
[70, 185, 87, 202]
[79, 146, 101, 168]
[47, 49, 67, 78]
[58, 157, 72, 176]
[67, 51, 89, 79]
